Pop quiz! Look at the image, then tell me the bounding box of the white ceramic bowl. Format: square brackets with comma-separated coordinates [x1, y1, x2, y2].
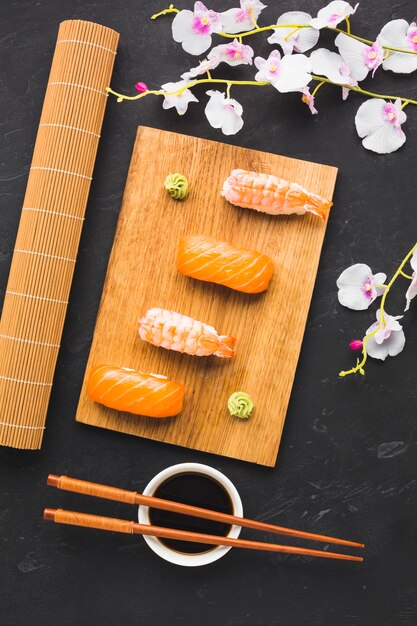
[138, 462, 243, 567]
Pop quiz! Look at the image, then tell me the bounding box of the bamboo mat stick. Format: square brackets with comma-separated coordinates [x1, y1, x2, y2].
[0, 20, 119, 450]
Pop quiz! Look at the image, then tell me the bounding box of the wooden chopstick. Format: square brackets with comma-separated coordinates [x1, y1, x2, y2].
[47, 474, 364, 549]
[43, 508, 363, 562]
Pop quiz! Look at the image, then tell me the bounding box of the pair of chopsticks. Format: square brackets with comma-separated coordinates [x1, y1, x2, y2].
[44, 475, 364, 562]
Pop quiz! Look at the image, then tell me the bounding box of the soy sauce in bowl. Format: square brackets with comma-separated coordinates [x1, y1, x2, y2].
[149, 472, 233, 554]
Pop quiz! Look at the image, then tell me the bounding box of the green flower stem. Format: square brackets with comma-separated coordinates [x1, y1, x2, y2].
[217, 22, 417, 56]
[339, 242, 417, 378]
[106, 75, 417, 108]
[311, 80, 326, 97]
[106, 79, 268, 102]
[400, 270, 413, 279]
[151, 4, 179, 20]
[219, 23, 307, 38]
[284, 27, 301, 41]
[344, 17, 351, 35]
[328, 26, 417, 55]
[309, 75, 417, 107]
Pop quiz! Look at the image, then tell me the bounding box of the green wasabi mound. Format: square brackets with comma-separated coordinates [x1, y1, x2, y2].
[227, 391, 253, 419]
[164, 173, 189, 200]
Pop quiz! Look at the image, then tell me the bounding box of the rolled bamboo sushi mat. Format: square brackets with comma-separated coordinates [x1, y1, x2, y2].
[0, 20, 119, 449]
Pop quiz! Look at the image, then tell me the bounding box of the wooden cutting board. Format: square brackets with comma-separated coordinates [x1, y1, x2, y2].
[76, 126, 337, 466]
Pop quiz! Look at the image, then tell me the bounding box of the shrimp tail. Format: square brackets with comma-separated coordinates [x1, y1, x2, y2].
[214, 335, 236, 359]
[285, 185, 332, 221]
[304, 192, 333, 220]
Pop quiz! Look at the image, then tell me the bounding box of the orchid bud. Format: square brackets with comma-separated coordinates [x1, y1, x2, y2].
[135, 82, 148, 93]
[349, 339, 363, 351]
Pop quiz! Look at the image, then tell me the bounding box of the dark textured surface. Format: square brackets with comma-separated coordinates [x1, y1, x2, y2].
[1, 1, 417, 624]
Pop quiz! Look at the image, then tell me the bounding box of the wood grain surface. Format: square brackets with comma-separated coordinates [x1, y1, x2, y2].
[76, 126, 337, 466]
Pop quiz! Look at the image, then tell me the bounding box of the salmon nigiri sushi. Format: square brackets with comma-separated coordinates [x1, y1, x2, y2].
[88, 365, 185, 418]
[138, 308, 236, 358]
[222, 169, 332, 220]
[178, 235, 274, 294]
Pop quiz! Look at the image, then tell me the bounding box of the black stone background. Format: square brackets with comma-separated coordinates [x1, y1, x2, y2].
[1, 1, 417, 624]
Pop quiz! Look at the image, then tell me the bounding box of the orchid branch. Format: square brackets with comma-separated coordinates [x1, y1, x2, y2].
[218, 24, 308, 38]
[111, 4, 417, 152]
[329, 26, 417, 56]
[215, 22, 417, 57]
[311, 80, 326, 97]
[151, 4, 179, 20]
[106, 79, 268, 103]
[400, 270, 413, 280]
[339, 242, 417, 378]
[344, 18, 351, 35]
[310, 76, 417, 107]
[107, 76, 417, 108]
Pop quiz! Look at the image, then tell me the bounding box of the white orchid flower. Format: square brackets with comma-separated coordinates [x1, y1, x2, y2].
[301, 87, 318, 114]
[254, 49, 312, 92]
[405, 250, 417, 311]
[310, 48, 357, 100]
[172, 2, 223, 55]
[207, 39, 254, 67]
[310, 1, 359, 29]
[221, 0, 266, 34]
[365, 311, 405, 361]
[205, 90, 244, 135]
[181, 58, 221, 81]
[355, 98, 407, 154]
[335, 33, 384, 80]
[181, 40, 253, 80]
[161, 81, 198, 115]
[379, 19, 417, 74]
[337, 263, 386, 310]
[267, 12, 320, 55]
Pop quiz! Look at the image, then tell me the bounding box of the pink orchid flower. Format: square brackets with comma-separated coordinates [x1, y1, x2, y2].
[208, 39, 254, 67]
[172, 2, 223, 55]
[337, 263, 386, 310]
[301, 87, 318, 114]
[355, 98, 407, 154]
[254, 49, 312, 93]
[310, 1, 359, 29]
[405, 250, 417, 311]
[380, 20, 417, 73]
[365, 311, 405, 361]
[205, 90, 244, 135]
[335, 33, 384, 80]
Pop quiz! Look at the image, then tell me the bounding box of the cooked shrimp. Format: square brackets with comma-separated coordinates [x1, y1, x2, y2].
[138, 308, 236, 358]
[222, 169, 332, 220]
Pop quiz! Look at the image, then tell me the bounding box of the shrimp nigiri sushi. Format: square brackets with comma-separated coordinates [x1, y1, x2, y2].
[177, 234, 274, 294]
[222, 169, 332, 220]
[88, 365, 185, 418]
[138, 308, 236, 358]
